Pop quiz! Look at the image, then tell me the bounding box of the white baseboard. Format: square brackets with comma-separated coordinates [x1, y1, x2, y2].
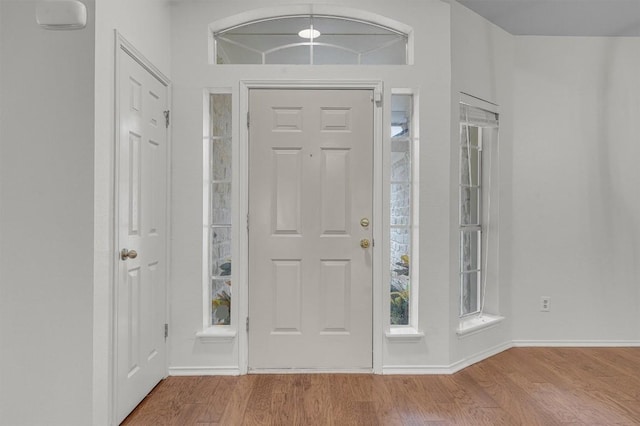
[248, 368, 372, 374]
[512, 340, 640, 347]
[448, 341, 513, 374]
[168, 341, 640, 377]
[382, 365, 456, 375]
[168, 366, 241, 376]
[383, 341, 513, 375]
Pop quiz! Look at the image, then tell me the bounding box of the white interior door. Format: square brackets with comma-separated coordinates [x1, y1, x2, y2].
[116, 49, 168, 423]
[248, 89, 374, 370]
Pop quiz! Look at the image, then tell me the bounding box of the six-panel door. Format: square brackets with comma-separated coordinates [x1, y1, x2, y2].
[248, 89, 374, 370]
[116, 50, 168, 423]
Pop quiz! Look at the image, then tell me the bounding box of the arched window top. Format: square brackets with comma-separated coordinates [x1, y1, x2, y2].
[213, 14, 409, 65]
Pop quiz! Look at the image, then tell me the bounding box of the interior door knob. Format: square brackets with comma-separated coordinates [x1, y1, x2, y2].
[360, 239, 370, 249]
[120, 248, 138, 260]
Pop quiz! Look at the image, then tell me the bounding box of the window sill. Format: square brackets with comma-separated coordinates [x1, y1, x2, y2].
[456, 314, 504, 338]
[196, 327, 237, 343]
[385, 326, 425, 342]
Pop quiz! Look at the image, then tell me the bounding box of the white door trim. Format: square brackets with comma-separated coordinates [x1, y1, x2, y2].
[112, 31, 172, 423]
[239, 80, 384, 374]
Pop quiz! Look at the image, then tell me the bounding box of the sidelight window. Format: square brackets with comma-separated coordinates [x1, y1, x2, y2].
[389, 93, 419, 327]
[207, 93, 233, 326]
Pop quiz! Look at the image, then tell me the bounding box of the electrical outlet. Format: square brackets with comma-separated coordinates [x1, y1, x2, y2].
[540, 296, 551, 312]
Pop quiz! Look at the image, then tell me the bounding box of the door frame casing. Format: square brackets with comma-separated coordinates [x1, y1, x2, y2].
[112, 31, 172, 423]
[239, 80, 384, 374]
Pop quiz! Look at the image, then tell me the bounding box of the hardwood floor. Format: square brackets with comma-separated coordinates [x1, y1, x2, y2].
[121, 347, 640, 425]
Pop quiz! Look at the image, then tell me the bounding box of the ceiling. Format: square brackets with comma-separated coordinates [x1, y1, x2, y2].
[455, 0, 640, 36]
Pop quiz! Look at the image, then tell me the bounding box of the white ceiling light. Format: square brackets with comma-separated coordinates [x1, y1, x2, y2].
[298, 28, 321, 39]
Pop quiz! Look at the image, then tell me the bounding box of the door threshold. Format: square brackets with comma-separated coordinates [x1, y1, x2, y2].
[248, 368, 373, 374]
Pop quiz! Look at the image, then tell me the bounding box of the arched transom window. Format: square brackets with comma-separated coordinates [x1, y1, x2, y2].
[214, 15, 408, 65]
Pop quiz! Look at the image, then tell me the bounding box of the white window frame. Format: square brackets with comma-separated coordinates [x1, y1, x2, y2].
[197, 88, 238, 342]
[459, 124, 483, 317]
[386, 89, 423, 341]
[456, 93, 504, 336]
[213, 15, 408, 66]
[207, 4, 415, 65]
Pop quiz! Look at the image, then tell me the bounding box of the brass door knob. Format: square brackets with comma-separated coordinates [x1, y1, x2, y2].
[120, 248, 138, 260]
[360, 239, 370, 249]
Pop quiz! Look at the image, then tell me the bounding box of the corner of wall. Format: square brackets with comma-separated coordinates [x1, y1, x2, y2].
[448, 0, 516, 365]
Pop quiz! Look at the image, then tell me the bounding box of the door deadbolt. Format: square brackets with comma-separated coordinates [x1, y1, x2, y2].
[120, 248, 138, 260]
[360, 218, 370, 228]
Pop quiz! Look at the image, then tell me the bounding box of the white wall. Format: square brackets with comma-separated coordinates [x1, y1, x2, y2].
[449, 1, 515, 364]
[93, 0, 171, 424]
[0, 1, 96, 425]
[512, 37, 640, 344]
[169, 0, 454, 372]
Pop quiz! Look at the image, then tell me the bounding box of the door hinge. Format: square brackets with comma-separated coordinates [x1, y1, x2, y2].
[247, 111, 250, 129]
[164, 323, 169, 339]
[373, 91, 383, 107]
[246, 317, 249, 332]
[164, 110, 170, 128]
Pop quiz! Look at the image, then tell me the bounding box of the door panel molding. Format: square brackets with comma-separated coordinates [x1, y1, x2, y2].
[239, 80, 384, 374]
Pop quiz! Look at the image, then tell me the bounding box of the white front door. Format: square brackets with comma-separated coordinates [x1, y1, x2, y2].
[115, 49, 168, 423]
[248, 89, 374, 370]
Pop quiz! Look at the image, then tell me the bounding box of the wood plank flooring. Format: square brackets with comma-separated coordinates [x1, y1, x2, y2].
[121, 347, 640, 425]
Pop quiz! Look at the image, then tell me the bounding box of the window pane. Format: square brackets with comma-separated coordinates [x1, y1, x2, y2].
[226, 18, 310, 42]
[216, 38, 262, 64]
[211, 182, 231, 225]
[211, 138, 232, 181]
[460, 125, 479, 148]
[391, 147, 410, 182]
[460, 186, 480, 225]
[391, 95, 412, 138]
[319, 34, 399, 56]
[460, 230, 481, 272]
[458, 100, 497, 319]
[211, 279, 231, 325]
[210, 227, 232, 276]
[390, 226, 410, 326]
[265, 45, 310, 64]
[389, 93, 415, 327]
[460, 147, 480, 187]
[230, 16, 311, 35]
[390, 275, 409, 325]
[211, 94, 232, 136]
[461, 272, 480, 316]
[361, 36, 407, 65]
[313, 45, 358, 65]
[209, 93, 233, 326]
[390, 225, 410, 325]
[390, 184, 411, 226]
[215, 16, 408, 65]
[313, 16, 399, 36]
[221, 17, 311, 56]
[390, 227, 410, 267]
